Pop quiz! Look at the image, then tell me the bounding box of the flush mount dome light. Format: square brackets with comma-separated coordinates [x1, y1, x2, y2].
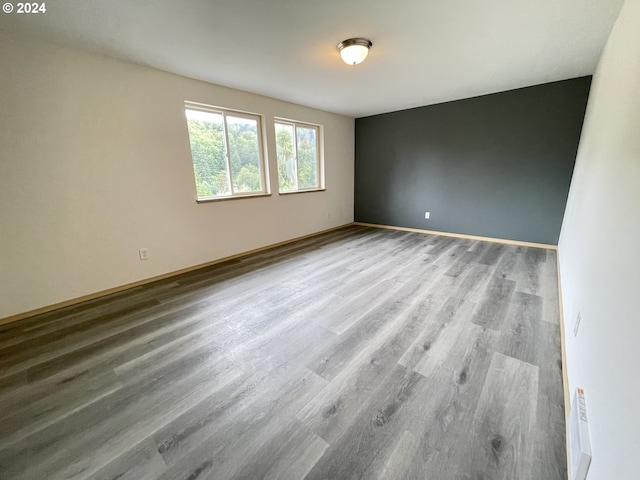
[337, 38, 372, 65]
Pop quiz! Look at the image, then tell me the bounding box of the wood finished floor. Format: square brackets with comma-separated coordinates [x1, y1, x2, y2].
[0, 226, 566, 480]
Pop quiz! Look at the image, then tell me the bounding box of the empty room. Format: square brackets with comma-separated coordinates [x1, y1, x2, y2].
[1, 1, 639, 479]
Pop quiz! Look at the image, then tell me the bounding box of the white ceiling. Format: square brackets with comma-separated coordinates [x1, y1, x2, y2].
[0, 0, 624, 117]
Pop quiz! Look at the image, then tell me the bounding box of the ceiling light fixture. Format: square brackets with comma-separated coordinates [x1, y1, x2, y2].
[337, 38, 372, 65]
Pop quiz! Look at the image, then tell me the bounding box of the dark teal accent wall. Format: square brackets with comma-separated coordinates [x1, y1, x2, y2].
[354, 77, 591, 245]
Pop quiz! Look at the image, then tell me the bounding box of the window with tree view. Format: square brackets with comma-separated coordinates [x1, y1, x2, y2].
[185, 104, 267, 200]
[275, 120, 322, 193]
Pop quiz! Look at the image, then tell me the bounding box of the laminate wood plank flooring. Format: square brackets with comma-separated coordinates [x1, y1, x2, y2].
[0, 225, 567, 480]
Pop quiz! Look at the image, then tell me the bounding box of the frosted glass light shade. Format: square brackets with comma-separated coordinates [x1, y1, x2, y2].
[337, 38, 372, 65]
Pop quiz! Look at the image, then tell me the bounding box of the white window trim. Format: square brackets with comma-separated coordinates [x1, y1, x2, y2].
[274, 117, 324, 194]
[185, 101, 270, 201]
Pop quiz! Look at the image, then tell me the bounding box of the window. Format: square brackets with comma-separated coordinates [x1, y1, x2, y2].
[185, 102, 268, 200]
[275, 119, 323, 193]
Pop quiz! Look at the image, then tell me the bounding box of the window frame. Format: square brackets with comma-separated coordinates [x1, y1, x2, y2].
[184, 101, 270, 202]
[274, 118, 324, 194]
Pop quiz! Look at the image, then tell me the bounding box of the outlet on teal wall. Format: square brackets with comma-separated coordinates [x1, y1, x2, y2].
[355, 76, 592, 245]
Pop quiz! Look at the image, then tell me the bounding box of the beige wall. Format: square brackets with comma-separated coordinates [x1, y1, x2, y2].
[558, 0, 640, 478]
[0, 33, 355, 319]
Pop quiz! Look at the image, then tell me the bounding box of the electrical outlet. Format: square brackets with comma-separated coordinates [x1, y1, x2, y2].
[139, 248, 149, 261]
[327, 211, 331, 220]
[425, 211, 430, 219]
[574, 311, 582, 337]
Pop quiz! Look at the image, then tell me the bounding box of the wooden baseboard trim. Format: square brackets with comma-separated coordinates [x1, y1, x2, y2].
[556, 251, 571, 480]
[0, 223, 353, 326]
[354, 222, 558, 250]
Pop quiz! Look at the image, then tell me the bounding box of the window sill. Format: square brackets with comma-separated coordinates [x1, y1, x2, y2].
[279, 188, 326, 196]
[196, 193, 271, 203]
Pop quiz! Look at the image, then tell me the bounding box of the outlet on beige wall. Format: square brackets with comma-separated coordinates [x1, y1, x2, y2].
[0, 32, 355, 319]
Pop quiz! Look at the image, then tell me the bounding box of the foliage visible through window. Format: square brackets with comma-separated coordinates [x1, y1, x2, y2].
[185, 104, 266, 200]
[275, 120, 321, 193]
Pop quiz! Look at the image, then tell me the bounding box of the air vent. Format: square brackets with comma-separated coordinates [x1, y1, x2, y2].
[568, 388, 592, 480]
